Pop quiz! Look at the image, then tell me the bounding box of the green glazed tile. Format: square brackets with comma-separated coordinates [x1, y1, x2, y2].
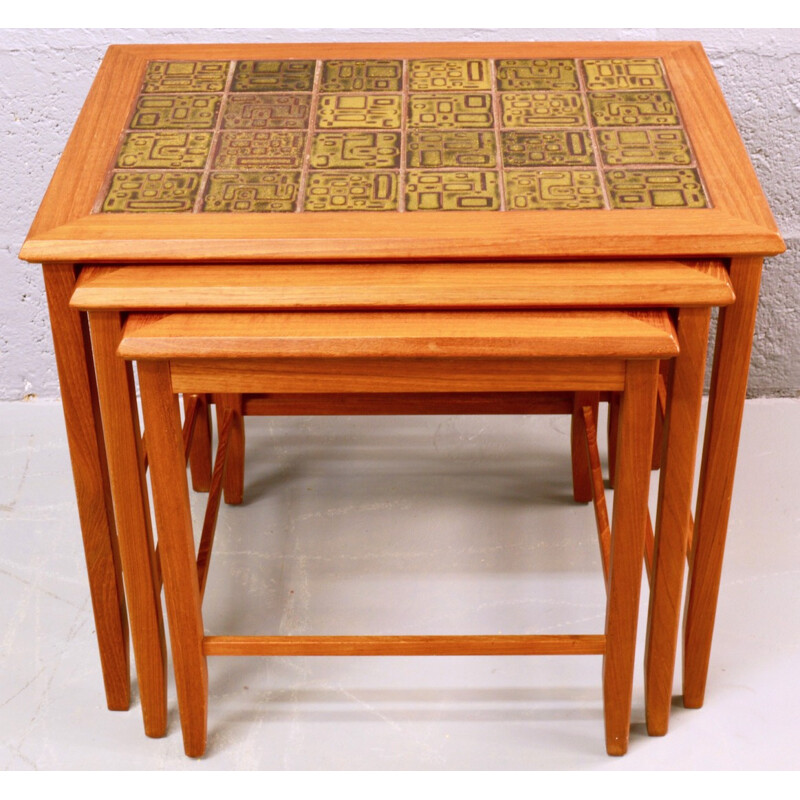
[408, 94, 494, 128]
[505, 170, 605, 210]
[116, 131, 213, 169]
[304, 171, 398, 211]
[605, 169, 708, 208]
[203, 171, 301, 212]
[310, 132, 401, 169]
[501, 131, 594, 167]
[495, 59, 579, 91]
[500, 93, 586, 128]
[597, 129, 692, 166]
[102, 171, 201, 212]
[589, 92, 680, 126]
[317, 95, 402, 129]
[129, 95, 221, 129]
[407, 130, 496, 169]
[222, 94, 312, 129]
[408, 59, 492, 91]
[406, 170, 499, 211]
[232, 60, 316, 92]
[321, 60, 403, 92]
[141, 61, 229, 93]
[213, 131, 307, 170]
[582, 59, 667, 91]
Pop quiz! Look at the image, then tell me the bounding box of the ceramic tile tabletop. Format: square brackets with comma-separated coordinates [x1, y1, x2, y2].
[98, 57, 710, 214]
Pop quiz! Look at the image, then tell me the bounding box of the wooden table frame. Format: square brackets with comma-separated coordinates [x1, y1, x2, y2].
[22, 41, 783, 746]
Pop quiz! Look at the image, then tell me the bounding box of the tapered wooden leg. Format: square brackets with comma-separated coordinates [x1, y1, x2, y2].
[571, 392, 598, 503]
[216, 393, 244, 505]
[185, 394, 212, 492]
[89, 311, 167, 737]
[604, 360, 657, 756]
[683, 257, 764, 708]
[42, 263, 130, 711]
[139, 362, 208, 758]
[645, 308, 711, 734]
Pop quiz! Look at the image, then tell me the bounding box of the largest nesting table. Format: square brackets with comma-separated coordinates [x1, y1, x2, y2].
[21, 42, 784, 746]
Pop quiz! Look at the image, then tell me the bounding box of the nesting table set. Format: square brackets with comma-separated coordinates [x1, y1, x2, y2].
[21, 42, 783, 757]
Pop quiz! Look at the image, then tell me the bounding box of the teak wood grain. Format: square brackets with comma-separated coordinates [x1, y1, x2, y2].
[20, 42, 784, 263]
[118, 310, 679, 360]
[70, 261, 735, 311]
[41, 264, 130, 712]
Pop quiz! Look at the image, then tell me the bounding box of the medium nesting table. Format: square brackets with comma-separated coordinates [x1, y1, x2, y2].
[21, 42, 783, 749]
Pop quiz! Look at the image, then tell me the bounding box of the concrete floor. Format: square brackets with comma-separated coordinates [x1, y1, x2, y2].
[1, 398, 799, 770]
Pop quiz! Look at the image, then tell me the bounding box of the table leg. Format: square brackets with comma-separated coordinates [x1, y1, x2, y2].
[683, 256, 764, 708]
[644, 307, 710, 734]
[139, 361, 208, 758]
[41, 263, 130, 711]
[89, 310, 168, 737]
[185, 394, 212, 492]
[604, 360, 657, 756]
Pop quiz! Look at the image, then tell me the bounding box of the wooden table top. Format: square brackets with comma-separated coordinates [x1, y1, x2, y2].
[21, 42, 784, 262]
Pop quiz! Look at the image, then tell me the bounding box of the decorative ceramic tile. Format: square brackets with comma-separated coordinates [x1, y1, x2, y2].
[304, 172, 398, 211]
[500, 93, 586, 128]
[408, 94, 494, 128]
[310, 132, 401, 169]
[222, 94, 312, 129]
[605, 169, 708, 208]
[408, 59, 492, 91]
[406, 171, 499, 211]
[407, 131, 497, 168]
[505, 170, 605, 210]
[102, 171, 201, 212]
[582, 59, 667, 91]
[317, 95, 403, 129]
[213, 131, 306, 170]
[597, 129, 692, 166]
[129, 95, 221, 129]
[116, 131, 213, 169]
[232, 60, 316, 92]
[501, 131, 594, 167]
[589, 92, 680, 126]
[321, 60, 403, 92]
[141, 61, 229, 93]
[203, 171, 301, 212]
[495, 59, 579, 91]
[99, 56, 709, 213]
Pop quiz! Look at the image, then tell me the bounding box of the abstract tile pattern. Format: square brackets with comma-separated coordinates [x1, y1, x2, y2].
[311, 132, 401, 169]
[204, 171, 300, 212]
[408, 94, 494, 128]
[222, 95, 312, 129]
[501, 131, 594, 167]
[141, 61, 229, 93]
[605, 169, 708, 208]
[408, 59, 492, 91]
[321, 60, 403, 92]
[582, 58, 667, 91]
[317, 95, 402, 129]
[496, 59, 579, 91]
[98, 56, 709, 213]
[407, 131, 497, 168]
[102, 171, 201, 212]
[406, 170, 499, 211]
[305, 172, 398, 211]
[130, 95, 221, 129]
[505, 170, 604, 210]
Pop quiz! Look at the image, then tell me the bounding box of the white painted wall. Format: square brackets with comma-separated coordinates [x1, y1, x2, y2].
[2, 28, 797, 400]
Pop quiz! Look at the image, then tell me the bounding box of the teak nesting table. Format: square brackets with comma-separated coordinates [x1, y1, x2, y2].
[21, 42, 784, 754]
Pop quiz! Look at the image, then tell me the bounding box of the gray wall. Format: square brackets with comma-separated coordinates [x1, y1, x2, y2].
[2, 28, 797, 400]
